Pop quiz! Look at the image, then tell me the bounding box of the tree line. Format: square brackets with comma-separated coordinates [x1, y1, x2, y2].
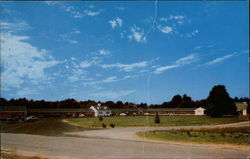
[0, 85, 249, 117]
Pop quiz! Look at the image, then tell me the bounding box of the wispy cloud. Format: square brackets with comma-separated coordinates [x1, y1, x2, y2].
[0, 21, 31, 32]
[68, 40, 78, 44]
[154, 54, 198, 74]
[160, 15, 185, 22]
[101, 61, 148, 72]
[158, 25, 173, 34]
[1, 32, 60, 89]
[90, 90, 136, 100]
[71, 29, 81, 34]
[99, 49, 111, 55]
[83, 75, 136, 86]
[83, 9, 102, 16]
[109, 17, 123, 29]
[16, 87, 39, 97]
[45, 2, 102, 18]
[79, 61, 94, 68]
[128, 25, 146, 43]
[204, 53, 236, 66]
[159, 15, 185, 25]
[59, 34, 78, 44]
[185, 29, 199, 38]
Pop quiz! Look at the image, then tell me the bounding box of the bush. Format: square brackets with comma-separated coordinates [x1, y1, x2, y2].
[99, 116, 103, 121]
[154, 113, 160, 124]
[110, 123, 115, 128]
[102, 123, 106, 128]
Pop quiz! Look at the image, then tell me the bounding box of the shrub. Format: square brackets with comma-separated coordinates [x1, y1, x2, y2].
[102, 123, 106, 128]
[110, 123, 115, 128]
[99, 116, 103, 121]
[154, 113, 160, 124]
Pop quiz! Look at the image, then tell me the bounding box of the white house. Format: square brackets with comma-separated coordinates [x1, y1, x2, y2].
[89, 103, 111, 117]
[194, 107, 206, 116]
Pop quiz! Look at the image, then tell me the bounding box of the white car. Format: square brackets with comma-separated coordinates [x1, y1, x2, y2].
[119, 113, 127, 116]
[79, 114, 85, 118]
[26, 116, 38, 121]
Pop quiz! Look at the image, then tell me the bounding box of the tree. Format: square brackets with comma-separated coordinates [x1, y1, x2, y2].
[154, 112, 160, 124]
[170, 94, 182, 107]
[206, 85, 236, 117]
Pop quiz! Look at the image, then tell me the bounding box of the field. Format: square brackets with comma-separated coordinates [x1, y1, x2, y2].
[66, 115, 240, 128]
[137, 126, 250, 145]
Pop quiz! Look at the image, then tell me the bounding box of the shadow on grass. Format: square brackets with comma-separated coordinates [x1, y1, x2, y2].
[1, 118, 97, 136]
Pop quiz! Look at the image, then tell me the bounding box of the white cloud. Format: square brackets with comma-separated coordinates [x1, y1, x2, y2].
[109, 17, 123, 29]
[71, 57, 77, 61]
[90, 90, 136, 100]
[101, 61, 148, 72]
[154, 65, 179, 74]
[1, 32, 60, 89]
[160, 15, 185, 22]
[116, 17, 123, 27]
[154, 54, 198, 74]
[158, 25, 173, 34]
[16, 87, 39, 96]
[204, 54, 235, 66]
[194, 46, 202, 50]
[175, 54, 197, 65]
[71, 29, 81, 34]
[83, 9, 102, 16]
[128, 25, 146, 43]
[102, 76, 118, 83]
[99, 49, 110, 55]
[79, 60, 93, 68]
[83, 75, 137, 86]
[0, 21, 31, 32]
[109, 20, 117, 29]
[68, 40, 78, 44]
[45, 2, 101, 18]
[186, 29, 199, 38]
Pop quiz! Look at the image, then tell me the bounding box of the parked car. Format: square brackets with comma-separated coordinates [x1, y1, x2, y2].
[25, 116, 38, 121]
[119, 113, 127, 116]
[79, 114, 85, 118]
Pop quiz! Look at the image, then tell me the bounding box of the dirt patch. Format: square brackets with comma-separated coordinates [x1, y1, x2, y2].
[0, 118, 94, 136]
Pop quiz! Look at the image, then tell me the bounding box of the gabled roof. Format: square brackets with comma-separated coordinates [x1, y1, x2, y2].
[194, 107, 206, 110]
[90, 105, 111, 111]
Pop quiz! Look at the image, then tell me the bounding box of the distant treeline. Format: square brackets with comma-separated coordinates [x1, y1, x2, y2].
[0, 95, 248, 109]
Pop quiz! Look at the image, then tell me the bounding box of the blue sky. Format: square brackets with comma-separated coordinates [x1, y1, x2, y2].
[0, 1, 249, 104]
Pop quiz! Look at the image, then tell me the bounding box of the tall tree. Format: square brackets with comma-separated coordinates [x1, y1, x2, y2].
[170, 94, 182, 107]
[206, 85, 236, 117]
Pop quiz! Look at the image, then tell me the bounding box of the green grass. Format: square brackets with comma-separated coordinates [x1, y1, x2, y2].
[137, 127, 250, 145]
[66, 115, 240, 128]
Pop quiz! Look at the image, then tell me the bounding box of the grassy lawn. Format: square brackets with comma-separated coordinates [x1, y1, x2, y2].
[66, 115, 240, 128]
[137, 127, 250, 145]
